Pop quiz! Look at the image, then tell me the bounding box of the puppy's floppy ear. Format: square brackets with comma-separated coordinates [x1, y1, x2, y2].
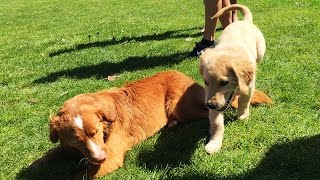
[49, 115, 59, 143]
[231, 61, 255, 95]
[199, 49, 214, 75]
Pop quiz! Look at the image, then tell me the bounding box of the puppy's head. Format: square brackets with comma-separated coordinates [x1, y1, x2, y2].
[49, 93, 117, 165]
[200, 53, 255, 111]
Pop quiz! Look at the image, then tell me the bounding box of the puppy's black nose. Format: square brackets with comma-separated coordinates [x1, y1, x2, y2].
[207, 101, 217, 109]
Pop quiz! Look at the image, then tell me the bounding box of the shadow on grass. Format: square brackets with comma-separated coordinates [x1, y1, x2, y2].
[16, 147, 84, 180]
[16, 115, 319, 180]
[49, 27, 202, 57]
[34, 52, 189, 84]
[152, 134, 320, 179]
[137, 120, 209, 169]
[137, 110, 238, 170]
[243, 134, 320, 179]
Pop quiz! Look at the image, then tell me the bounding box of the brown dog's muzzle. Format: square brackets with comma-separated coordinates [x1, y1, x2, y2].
[87, 150, 107, 165]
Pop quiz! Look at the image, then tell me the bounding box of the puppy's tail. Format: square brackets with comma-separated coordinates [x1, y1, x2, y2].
[212, 4, 253, 23]
[231, 90, 272, 108]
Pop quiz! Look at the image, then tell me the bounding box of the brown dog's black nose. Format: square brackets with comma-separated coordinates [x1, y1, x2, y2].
[207, 101, 217, 109]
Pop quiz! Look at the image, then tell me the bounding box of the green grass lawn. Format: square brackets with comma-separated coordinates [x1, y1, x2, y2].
[1, 0, 319, 179]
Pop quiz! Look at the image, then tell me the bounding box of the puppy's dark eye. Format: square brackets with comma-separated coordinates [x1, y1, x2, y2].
[204, 80, 208, 86]
[219, 80, 229, 86]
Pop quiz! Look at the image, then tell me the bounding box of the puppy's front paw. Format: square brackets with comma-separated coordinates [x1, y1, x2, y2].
[205, 140, 222, 154]
[238, 107, 250, 120]
[238, 112, 249, 120]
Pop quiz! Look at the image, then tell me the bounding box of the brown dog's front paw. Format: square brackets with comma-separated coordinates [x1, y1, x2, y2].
[72, 168, 94, 180]
[167, 120, 178, 128]
[72, 160, 100, 180]
[73, 168, 99, 180]
[73, 172, 86, 180]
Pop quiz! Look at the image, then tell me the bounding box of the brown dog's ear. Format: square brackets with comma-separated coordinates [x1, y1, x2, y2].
[231, 61, 255, 95]
[99, 109, 117, 122]
[98, 108, 117, 143]
[99, 94, 121, 122]
[49, 116, 59, 143]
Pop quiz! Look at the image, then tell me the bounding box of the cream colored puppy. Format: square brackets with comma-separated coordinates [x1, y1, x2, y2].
[200, 4, 266, 154]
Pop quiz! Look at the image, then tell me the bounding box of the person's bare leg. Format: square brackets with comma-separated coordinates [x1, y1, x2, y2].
[189, 0, 221, 57]
[203, 0, 222, 41]
[219, 0, 232, 29]
[230, 0, 238, 22]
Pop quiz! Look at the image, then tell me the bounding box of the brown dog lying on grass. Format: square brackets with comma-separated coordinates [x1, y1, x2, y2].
[48, 71, 271, 179]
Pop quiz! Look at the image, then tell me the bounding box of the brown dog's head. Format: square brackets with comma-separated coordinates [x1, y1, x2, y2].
[49, 93, 117, 165]
[200, 52, 255, 111]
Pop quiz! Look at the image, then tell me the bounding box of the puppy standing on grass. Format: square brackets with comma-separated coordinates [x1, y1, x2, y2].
[200, 4, 269, 154]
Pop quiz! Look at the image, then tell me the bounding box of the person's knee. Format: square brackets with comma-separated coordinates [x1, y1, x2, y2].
[219, 11, 232, 28]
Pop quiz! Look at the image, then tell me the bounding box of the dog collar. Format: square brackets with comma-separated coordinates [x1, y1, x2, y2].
[217, 90, 235, 112]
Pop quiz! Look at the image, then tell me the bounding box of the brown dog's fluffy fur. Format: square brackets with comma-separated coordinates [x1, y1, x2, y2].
[49, 71, 207, 178]
[48, 71, 270, 179]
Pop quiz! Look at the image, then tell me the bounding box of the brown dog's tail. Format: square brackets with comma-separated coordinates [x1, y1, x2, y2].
[231, 90, 272, 108]
[212, 4, 253, 23]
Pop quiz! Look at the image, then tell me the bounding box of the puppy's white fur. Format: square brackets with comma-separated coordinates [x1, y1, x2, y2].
[200, 4, 266, 154]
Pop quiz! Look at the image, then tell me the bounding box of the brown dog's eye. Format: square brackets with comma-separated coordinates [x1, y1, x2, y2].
[101, 115, 108, 122]
[103, 133, 107, 143]
[102, 121, 112, 143]
[87, 129, 97, 137]
[219, 80, 229, 86]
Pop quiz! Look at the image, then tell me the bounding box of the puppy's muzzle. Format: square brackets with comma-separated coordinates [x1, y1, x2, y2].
[207, 91, 235, 111]
[207, 100, 218, 109]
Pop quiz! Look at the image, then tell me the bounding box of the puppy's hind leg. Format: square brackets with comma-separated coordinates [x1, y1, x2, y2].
[205, 110, 224, 154]
[237, 84, 255, 120]
[256, 29, 266, 63]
